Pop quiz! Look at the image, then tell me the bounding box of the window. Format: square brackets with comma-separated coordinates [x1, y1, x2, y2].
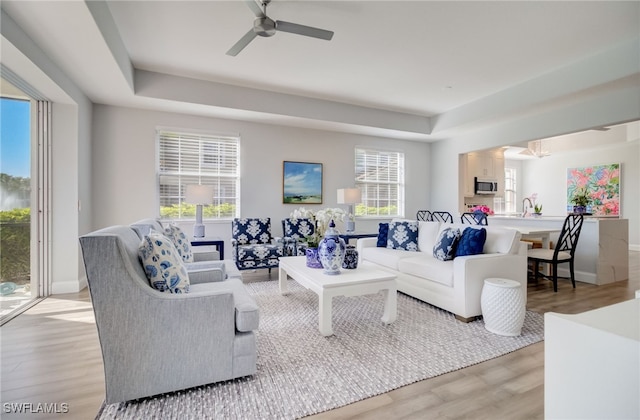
[157, 130, 239, 219]
[504, 167, 517, 213]
[354, 147, 405, 217]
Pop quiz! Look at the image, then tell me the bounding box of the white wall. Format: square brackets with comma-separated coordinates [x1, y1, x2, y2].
[91, 105, 430, 249]
[430, 81, 640, 249]
[2, 10, 93, 294]
[519, 140, 639, 247]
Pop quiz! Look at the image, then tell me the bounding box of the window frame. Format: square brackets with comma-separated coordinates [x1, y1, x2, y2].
[156, 128, 240, 221]
[354, 147, 405, 218]
[504, 166, 517, 214]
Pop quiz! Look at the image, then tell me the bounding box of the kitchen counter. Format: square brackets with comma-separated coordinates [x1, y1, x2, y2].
[488, 216, 629, 285]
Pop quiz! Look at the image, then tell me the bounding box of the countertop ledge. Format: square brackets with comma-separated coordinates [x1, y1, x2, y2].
[489, 215, 624, 222]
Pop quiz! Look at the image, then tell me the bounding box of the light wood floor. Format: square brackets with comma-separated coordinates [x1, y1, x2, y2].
[1, 252, 638, 419]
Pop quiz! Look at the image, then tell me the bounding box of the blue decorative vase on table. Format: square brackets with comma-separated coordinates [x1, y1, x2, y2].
[318, 220, 346, 275]
[342, 245, 358, 269]
[305, 248, 323, 268]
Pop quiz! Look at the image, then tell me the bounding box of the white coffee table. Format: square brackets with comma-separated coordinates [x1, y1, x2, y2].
[278, 256, 398, 336]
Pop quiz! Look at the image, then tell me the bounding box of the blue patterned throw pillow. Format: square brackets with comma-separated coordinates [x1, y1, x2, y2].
[433, 227, 462, 261]
[456, 227, 487, 257]
[377, 223, 389, 247]
[139, 232, 190, 293]
[163, 224, 194, 263]
[386, 220, 419, 251]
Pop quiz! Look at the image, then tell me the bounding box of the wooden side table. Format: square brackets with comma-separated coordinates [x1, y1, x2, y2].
[338, 232, 377, 245]
[190, 237, 224, 260]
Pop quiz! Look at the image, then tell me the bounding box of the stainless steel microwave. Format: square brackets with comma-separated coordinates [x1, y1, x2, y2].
[475, 177, 498, 195]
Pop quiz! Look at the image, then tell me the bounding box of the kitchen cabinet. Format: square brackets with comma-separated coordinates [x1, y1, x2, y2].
[461, 150, 505, 197]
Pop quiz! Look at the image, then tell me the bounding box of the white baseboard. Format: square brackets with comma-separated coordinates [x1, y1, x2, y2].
[629, 244, 640, 252]
[51, 276, 88, 294]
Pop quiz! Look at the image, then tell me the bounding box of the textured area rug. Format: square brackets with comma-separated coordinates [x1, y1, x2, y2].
[98, 279, 544, 419]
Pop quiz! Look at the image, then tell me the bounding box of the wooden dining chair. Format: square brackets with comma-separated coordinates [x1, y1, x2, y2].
[416, 210, 432, 221]
[527, 214, 584, 292]
[431, 211, 454, 223]
[461, 212, 488, 225]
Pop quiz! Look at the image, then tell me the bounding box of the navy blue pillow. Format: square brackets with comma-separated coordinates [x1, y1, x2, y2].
[377, 223, 389, 247]
[456, 227, 487, 257]
[387, 220, 419, 251]
[433, 227, 461, 261]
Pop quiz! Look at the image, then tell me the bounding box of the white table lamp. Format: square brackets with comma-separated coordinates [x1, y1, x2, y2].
[185, 184, 214, 237]
[337, 188, 361, 233]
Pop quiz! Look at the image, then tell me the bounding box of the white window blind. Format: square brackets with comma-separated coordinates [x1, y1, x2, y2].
[355, 147, 405, 217]
[157, 130, 239, 219]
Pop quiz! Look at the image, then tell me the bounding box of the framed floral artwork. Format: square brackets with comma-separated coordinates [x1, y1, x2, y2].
[566, 163, 620, 216]
[283, 161, 323, 204]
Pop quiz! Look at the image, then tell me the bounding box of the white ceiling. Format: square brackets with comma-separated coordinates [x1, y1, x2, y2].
[2, 0, 639, 141]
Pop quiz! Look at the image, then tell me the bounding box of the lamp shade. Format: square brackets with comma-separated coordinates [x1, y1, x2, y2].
[337, 188, 361, 204]
[185, 185, 214, 205]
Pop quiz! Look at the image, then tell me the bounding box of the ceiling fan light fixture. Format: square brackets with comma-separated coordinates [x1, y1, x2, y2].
[254, 17, 276, 37]
[227, 0, 334, 56]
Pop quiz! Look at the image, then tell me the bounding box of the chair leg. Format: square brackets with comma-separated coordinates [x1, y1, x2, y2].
[569, 260, 576, 288]
[552, 263, 558, 292]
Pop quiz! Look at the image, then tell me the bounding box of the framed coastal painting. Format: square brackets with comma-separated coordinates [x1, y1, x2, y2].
[566, 163, 620, 217]
[282, 161, 323, 204]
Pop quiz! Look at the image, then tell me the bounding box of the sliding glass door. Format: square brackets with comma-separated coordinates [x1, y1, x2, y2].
[0, 77, 49, 324]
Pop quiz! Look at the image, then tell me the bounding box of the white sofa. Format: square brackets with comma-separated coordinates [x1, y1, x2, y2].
[357, 221, 527, 321]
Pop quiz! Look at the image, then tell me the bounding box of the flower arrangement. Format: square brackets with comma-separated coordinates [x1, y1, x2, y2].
[290, 207, 346, 247]
[570, 188, 591, 207]
[528, 193, 543, 215]
[469, 205, 494, 215]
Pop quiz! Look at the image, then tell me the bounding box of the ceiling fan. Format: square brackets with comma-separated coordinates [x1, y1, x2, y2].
[227, 0, 334, 56]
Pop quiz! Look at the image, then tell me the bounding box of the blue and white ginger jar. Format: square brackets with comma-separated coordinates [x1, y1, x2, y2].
[318, 220, 346, 275]
[342, 245, 358, 269]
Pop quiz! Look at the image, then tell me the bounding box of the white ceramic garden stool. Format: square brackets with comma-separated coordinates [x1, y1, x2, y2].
[481, 278, 526, 336]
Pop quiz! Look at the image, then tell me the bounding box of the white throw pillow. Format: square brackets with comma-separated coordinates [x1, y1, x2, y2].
[139, 232, 190, 293]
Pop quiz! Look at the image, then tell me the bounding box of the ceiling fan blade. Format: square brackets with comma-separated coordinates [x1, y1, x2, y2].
[275, 20, 334, 40]
[245, 0, 265, 18]
[226, 29, 258, 56]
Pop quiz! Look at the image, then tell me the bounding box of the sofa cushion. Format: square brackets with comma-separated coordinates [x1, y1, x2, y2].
[139, 232, 190, 293]
[417, 221, 441, 252]
[377, 223, 389, 247]
[433, 227, 461, 261]
[360, 246, 417, 270]
[387, 220, 419, 251]
[398, 256, 455, 287]
[163, 224, 194, 263]
[456, 227, 487, 257]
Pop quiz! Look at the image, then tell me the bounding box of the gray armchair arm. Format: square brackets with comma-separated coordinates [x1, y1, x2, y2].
[185, 261, 227, 284]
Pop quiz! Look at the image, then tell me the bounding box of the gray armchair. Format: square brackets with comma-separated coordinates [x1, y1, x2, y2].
[79, 225, 258, 404]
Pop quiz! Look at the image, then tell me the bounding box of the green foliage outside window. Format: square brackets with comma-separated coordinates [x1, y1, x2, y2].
[0, 208, 30, 284]
[354, 204, 399, 217]
[160, 203, 237, 219]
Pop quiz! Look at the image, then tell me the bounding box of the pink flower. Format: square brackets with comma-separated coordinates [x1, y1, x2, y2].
[470, 205, 494, 215]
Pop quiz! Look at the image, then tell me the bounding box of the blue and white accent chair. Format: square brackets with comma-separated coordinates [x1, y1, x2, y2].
[232, 218, 283, 272]
[281, 218, 316, 256]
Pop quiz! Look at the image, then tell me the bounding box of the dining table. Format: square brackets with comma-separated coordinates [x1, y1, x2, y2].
[502, 225, 561, 250]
